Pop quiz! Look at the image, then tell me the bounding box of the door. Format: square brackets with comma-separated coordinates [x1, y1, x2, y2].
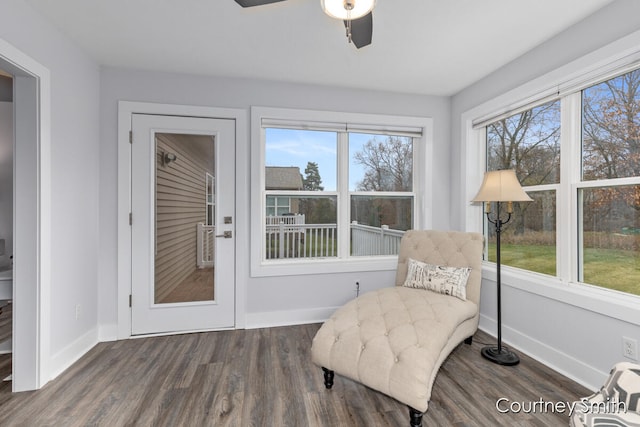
[131, 113, 235, 335]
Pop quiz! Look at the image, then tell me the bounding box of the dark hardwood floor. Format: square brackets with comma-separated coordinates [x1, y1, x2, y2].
[0, 324, 591, 426]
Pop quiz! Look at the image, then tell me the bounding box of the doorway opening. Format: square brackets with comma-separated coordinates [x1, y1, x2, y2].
[0, 39, 51, 392]
[0, 68, 13, 387]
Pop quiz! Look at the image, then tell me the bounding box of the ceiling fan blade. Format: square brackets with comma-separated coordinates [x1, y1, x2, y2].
[234, 0, 286, 7]
[345, 12, 373, 49]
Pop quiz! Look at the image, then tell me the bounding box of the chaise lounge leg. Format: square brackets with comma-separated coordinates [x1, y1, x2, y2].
[464, 336, 473, 345]
[322, 367, 334, 389]
[408, 406, 423, 427]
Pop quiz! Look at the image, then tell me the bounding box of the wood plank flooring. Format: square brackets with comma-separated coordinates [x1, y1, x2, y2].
[0, 325, 591, 426]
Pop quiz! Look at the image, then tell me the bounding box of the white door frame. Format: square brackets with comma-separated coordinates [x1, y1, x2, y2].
[117, 101, 247, 339]
[0, 38, 52, 391]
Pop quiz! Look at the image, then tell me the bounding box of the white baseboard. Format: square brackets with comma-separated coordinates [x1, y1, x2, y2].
[478, 313, 606, 391]
[98, 323, 118, 342]
[48, 327, 98, 382]
[245, 306, 338, 329]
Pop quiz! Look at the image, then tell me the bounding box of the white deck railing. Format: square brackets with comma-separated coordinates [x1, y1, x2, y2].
[264, 220, 405, 259]
[265, 223, 337, 259]
[266, 214, 305, 227]
[350, 222, 405, 256]
[196, 223, 214, 268]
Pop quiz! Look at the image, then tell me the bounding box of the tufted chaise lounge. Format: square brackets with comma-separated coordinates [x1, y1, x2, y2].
[311, 230, 483, 427]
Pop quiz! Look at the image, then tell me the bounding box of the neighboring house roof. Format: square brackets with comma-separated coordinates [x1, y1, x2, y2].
[266, 166, 303, 190]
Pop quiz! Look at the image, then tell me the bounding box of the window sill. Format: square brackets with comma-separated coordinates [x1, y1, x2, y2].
[482, 262, 640, 327]
[250, 256, 399, 278]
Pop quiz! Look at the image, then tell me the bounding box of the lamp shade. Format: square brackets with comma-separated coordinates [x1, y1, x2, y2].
[321, 0, 376, 19]
[471, 169, 533, 202]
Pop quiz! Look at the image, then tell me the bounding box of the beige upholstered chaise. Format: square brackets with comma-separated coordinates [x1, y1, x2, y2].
[311, 230, 483, 427]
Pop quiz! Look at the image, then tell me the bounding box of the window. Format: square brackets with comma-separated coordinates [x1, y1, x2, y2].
[349, 133, 414, 256]
[486, 100, 560, 276]
[266, 196, 293, 217]
[579, 70, 640, 295]
[263, 129, 414, 261]
[251, 107, 430, 274]
[478, 68, 640, 297]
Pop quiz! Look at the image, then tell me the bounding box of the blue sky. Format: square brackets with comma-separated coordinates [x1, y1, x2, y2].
[265, 128, 371, 191]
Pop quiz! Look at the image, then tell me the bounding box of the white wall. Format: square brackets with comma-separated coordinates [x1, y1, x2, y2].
[450, 0, 640, 389]
[0, 102, 12, 270]
[0, 0, 101, 381]
[99, 68, 451, 334]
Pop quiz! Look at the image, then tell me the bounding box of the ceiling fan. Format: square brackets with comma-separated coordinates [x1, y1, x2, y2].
[234, 0, 375, 49]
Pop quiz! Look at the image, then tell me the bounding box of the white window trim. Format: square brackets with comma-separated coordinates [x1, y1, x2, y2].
[461, 29, 640, 327]
[251, 106, 432, 277]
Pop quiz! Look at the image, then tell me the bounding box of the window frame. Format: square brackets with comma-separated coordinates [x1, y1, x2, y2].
[251, 106, 432, 277]
[461, 34, 640, 326]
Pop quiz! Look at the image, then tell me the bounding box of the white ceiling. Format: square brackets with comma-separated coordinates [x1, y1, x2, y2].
[25, 0, 614, 96]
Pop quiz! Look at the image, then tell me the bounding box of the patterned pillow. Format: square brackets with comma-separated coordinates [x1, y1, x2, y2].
[402, 258, 471, 301]
[570, 362, 640, 427]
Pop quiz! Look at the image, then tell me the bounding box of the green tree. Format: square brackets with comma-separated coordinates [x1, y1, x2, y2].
[299, 161, 334, 224]
[303, 162, 324, 191]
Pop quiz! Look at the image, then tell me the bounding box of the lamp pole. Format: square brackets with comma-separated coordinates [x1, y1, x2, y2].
[482, 201, 519, 365]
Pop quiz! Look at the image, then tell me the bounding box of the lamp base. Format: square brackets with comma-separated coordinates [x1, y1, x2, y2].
[481, 346, 520, 366]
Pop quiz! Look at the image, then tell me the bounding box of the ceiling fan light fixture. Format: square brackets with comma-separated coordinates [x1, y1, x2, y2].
[321, 0, 375, 20]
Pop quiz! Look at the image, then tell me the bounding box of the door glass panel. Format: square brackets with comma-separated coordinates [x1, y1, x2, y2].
[154, 133, 215, 304]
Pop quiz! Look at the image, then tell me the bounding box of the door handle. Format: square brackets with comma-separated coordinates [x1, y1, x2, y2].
[216, 230, 232, 238]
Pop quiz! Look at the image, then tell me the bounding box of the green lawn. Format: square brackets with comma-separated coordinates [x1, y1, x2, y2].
[488, 243, 640, 296]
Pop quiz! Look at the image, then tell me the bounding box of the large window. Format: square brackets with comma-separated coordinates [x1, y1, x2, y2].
[480, 68, 640, 297]
[486, 100, 560, 276]
[580, 70, 640, 295]
[263, 128, 415, 261]
[253, 109, 428, 272]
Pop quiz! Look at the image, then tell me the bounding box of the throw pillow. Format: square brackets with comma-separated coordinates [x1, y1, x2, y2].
[403, 258, 471, 300]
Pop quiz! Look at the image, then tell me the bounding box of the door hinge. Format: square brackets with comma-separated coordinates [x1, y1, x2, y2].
[129, 130, 133, 144]
[129, 294, 132, 307]
[129, 212, 132, 225]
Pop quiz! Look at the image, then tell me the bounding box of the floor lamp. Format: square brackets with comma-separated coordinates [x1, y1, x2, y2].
[472, 169, 532, 366]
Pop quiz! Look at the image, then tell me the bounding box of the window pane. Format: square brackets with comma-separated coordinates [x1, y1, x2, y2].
[349, 133, 413, 191]
[487, 191, 556, 276]
[582, 70, 640, 181]
[265, 128, 337, 191]
[265, 195, 337, 260]
[580, 185, 640, 295]
[266, 196, 275, 207]
[487, 100, 561, 185]
[350, 195, 412, 256]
